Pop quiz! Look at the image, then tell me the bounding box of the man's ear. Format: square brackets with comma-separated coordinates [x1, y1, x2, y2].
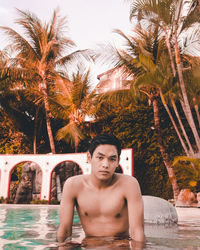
[87, 152, 92, 163]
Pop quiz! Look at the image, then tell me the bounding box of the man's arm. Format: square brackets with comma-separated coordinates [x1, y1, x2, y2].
[57, 177, 75, 243]
[125, 176, 145, 243]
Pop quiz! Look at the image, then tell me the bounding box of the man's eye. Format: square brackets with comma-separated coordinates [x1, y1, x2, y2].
[98, 156, 103, 160]
[110, 158, 116, 161]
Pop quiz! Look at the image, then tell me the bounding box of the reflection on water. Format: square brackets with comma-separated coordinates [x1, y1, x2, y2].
[0, 205, 59, 249]
[0, 205, 200, 249]
[144, 223, 200, 249]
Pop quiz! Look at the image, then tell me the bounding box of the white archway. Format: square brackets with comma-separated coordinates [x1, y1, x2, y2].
[0, 149, 133, 202]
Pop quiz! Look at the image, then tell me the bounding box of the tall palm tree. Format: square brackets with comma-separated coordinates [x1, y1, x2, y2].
[131, 54, 180, 201]
[54, 69, 95, 152]
[0, 8, 91, 154]
[129, 0, 200, 156]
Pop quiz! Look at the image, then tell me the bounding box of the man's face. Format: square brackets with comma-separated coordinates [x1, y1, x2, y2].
[88, 144, 120, 180]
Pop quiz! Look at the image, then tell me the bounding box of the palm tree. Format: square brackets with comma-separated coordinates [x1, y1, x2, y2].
[131, 55, 180, 200]
[158, 54, 200, 158]
[0, 8, 91, 154]
[54, 68, 95, 152]
[129, 0, 200, 156]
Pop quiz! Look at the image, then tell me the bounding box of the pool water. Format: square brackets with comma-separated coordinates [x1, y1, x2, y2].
[0, 205, 200, 249]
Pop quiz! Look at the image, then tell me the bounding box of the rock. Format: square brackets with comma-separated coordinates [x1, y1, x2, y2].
[142, 195, 178, 224]
[144, 224, 178, 239]
[176, 189, 197, 207]
[50, 161, 83, 201]
[14, 175, 32, 204]
[14, 162, 42, 203]
[55, 161, 82, 191]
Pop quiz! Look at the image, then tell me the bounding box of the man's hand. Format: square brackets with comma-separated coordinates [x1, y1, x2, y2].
[130, 239, 146, 250]
[58, 240, 81, 250]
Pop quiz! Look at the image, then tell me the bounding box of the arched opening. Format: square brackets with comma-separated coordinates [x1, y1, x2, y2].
[9, 161, 42, 204]
[50, 161, 83, 204]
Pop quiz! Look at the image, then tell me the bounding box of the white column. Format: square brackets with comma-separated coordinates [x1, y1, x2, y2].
[40, 168, 51, 201]
[0, 160, 10, 198]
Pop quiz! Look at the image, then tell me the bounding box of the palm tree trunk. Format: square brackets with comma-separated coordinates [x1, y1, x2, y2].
[174, 28, 200, 152]
[42, 79, 56, 154]
[163, 27, 176, 77]
[152, 97, 179, 201]
[193, 97, 200, 128]
[44, 100, 56, 154]
[170, 96, 195, 156]
[33, 106, 39, 154]
[199, 0, 200, 13]
[75, 136, 79, 153]
[160, 90, 190, 156]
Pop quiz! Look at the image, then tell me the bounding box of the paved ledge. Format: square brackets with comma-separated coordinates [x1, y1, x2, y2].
[0, 204, 59, 209]
[176, 207, 200, 222]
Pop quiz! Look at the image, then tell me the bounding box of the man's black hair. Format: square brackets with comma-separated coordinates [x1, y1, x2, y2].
[88, 134, 121, 157]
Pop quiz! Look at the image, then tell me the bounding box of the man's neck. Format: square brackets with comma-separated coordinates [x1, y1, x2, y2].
[89, 174, 116, 190]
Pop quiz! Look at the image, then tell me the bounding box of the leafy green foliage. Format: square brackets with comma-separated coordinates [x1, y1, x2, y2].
[0, 111, 31, 154]
[172, 156, 200, 192]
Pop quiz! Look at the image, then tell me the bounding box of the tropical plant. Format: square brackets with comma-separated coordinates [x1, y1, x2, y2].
[54, 68, 95, 152]
[172, 156, 200, 193]
[0, 8, 91, 154]
[128, 0, 200, 157]
[128, 28, 180, 200]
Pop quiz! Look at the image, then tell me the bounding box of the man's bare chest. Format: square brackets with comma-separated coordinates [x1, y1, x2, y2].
[75, 187, 127, 217]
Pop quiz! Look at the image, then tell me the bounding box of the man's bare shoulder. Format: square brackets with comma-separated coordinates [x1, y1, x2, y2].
[64, 174, 86, 186]
[116, 174, 141, 195]
[63, 174, 87, 193]
[116, 174, 139, 185]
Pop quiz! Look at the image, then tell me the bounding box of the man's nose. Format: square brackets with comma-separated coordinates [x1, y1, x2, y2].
[102, 158, 109, 168]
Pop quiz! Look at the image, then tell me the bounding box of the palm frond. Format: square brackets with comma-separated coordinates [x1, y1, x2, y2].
[181, 0, 200, 32]
[56, 49, 93, 67]
[0, 26, 38, 61]
[96, 88, 132, 107]
[56, 122, 84, 145]
[180, 25, 200, 56]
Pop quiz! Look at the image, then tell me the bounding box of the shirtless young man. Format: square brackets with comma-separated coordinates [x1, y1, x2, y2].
[57, 134, 145, 248]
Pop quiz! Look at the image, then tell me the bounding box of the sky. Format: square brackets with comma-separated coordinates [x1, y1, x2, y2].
[0, 0, 133, 82]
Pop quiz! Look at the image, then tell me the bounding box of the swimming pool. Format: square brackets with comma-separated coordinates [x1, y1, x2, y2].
[0, 205, 200, 249]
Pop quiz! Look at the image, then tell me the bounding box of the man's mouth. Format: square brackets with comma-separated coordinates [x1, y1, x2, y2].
[99, 170, 109, 174]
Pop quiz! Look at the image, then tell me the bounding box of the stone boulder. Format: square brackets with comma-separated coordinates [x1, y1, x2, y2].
[55, 161, 83, 191]
[14, 162, 42, 203]
[14, 175, 32, 204]
[50, 161, 83, 201]
[143, 195, 178, 224]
